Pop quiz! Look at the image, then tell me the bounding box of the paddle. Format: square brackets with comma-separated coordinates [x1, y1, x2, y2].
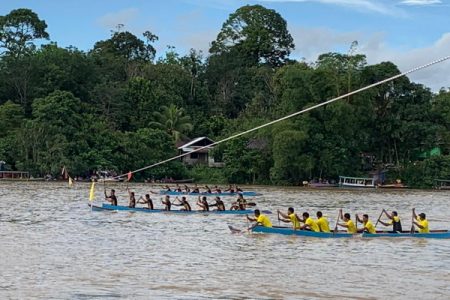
[374, 209, 384, 228]
[355, 214, 358, 233]
[411, 208, 415, 234]
[333, 210, 341, 234]
[277, 211, 280, 226]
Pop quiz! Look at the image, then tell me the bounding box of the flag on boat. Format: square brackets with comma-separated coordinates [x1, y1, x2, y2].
[127, 171, 133, 181]
[89, 181, 96, 202]
[61, 166, 69, 180]
[68, 176, 74, 188]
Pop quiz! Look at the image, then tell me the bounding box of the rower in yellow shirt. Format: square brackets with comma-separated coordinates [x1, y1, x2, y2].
[247, 209, 272, 229]
[316, 211, 330, 232]
[412, 208, 429, 233]
[278, 207, 300, 229]
[296, 212, 320, 232]
[337, 209, 357, 233]
[356, 214, 376, 234]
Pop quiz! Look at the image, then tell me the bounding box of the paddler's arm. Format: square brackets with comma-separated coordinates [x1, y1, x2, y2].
[277, 210, 289, 219]
[383, 209, 393, 219]
[377, 220, 389, 226]
[246, 214, 256, 222]
[412, 220, 424, 229]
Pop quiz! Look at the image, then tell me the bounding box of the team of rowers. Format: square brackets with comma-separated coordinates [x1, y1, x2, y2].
[163, 184, 244, 194]
[104, 188, 251, 211]
[246, 207, 430, 234]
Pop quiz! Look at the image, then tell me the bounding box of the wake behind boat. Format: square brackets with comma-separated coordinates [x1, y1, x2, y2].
[90, 203, 271, 215]
[248, 225, 450, 239]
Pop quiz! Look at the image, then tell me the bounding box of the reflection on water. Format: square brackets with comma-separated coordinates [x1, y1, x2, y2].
[1, 182, 450, 299]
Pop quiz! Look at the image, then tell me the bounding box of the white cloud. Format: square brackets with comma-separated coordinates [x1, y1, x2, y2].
[400, 0, 442, 5]
[291, 27, 450, 91]
[257, 0, 399, 15]
[97, 8, 139, 30]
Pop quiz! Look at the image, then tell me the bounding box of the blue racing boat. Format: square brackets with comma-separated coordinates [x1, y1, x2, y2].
[251, 226, 353, 238]
[249, 226, 450, 239]
[361, 231, 450, 239]
[90, 203, 271, 215]
[159, 190, 262, 197]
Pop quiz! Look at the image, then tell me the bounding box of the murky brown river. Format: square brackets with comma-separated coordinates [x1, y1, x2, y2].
[1, 181, 450, 299]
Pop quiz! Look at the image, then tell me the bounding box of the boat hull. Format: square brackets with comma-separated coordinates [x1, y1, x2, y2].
[362, 231, 450, 239]
[159, 190, 262, 197]
[252, 226, 353, 238]
[251, 226, 450, 239]
[90, 203, 269, 215]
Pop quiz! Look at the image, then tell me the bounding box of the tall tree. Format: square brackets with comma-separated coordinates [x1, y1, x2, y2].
[0, 8, 49, 57]
[210, 4, 294, 67]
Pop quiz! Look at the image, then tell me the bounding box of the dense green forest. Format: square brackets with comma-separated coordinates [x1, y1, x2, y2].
[0, 6, 449, 187]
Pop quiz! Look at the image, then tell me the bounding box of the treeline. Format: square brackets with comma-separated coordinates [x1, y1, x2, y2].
[0, 6, 449, 187]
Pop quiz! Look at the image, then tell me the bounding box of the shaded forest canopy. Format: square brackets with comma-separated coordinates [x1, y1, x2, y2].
[0, 6, 449, 188]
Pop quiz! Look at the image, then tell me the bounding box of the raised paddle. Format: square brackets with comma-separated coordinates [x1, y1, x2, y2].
[333, 210, 341, 233]
[374, 209, 384, 228]
[411, 208, 415, 234]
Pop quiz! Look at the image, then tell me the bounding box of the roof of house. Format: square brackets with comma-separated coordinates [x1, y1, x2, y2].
[178, 137, 215, 152]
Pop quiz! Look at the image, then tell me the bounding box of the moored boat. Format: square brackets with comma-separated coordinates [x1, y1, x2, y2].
[90, 203, 271, 215]
[339, 176, 376, 188]
[159, 190, 262, 197]
[434, 179, 450, 190]
[249, 225, 450, 239]
[377, 183, 409, 189]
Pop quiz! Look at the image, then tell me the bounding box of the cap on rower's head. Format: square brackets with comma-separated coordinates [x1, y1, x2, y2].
[419, 213, 426, 219]
[392, 211, 398, 216]
[145, 194, 150, 198]
[288, 207, 294, 213]
[111, 189, 115, 193]
[317, 211, 323, 218]
[344, 213, 350, 220]
[303, 212, 309, 218]
[254, 209, 261, 216]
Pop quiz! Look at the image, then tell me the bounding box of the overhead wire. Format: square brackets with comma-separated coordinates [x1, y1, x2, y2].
[114, 55, 450, 180]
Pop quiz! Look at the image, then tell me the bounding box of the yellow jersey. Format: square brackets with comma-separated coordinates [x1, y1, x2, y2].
[417, 218, 429, 233]
[305, 217, 320, 232]
[289, 213, 300, 229]
[257, 214, 272, 227]
[316, 217, 330, 232]
[364, 220, 376, 234]
[346, 220, 357, 234]
[388, 216, 400, 225]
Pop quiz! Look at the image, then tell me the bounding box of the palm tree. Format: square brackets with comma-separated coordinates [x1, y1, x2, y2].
[149, 104, 193, 142]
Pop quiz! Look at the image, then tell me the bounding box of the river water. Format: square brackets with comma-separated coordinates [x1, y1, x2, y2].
[1, 181, 450, 299]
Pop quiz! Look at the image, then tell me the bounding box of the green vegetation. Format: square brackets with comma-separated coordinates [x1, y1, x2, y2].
[0, 6, 449, 187]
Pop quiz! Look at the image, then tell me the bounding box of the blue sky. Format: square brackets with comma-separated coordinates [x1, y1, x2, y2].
[1, 0, 449, 90]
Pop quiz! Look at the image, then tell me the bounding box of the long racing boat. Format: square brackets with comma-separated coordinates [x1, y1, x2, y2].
[90, 203, 271, 215]
[159, 190, 262, 197]
[249, 225, 450, 239]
